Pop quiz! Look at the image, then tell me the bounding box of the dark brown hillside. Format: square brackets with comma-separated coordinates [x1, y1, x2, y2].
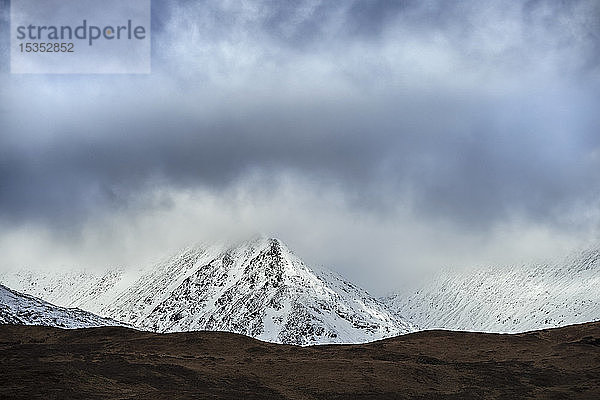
[0, 322, 599, 399]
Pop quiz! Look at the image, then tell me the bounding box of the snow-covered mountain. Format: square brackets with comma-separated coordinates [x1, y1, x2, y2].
[0, 238, 414, 345]
[0, 284, 122, 329]
[5, 236, 598, 338]
[384, 246, 600, 333]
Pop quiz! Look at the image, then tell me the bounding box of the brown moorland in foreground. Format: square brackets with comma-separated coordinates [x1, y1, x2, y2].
[0, 322, 599, 399]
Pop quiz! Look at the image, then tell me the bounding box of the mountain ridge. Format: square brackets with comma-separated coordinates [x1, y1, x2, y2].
[383, 245, 600, 332]
[0, 283, 123, 329]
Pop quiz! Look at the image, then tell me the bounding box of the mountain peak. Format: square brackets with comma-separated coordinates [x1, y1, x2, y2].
[237, 235, 287, 251]
[1, 238, 414, 345]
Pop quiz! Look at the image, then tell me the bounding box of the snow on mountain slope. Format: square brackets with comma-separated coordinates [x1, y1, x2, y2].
[1, 238, 414, 345]
[0, 284, 123, 329]
[383, 246, 600, 333]
[0, 268, 130, 315]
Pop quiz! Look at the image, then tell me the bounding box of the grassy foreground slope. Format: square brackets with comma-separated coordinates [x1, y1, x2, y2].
[0, 322, 599, 399]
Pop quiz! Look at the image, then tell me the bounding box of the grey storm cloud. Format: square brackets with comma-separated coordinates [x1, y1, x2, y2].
[1, 0, 600, 231]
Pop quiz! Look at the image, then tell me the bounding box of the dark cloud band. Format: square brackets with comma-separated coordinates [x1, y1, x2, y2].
[1, 0, 599, 233]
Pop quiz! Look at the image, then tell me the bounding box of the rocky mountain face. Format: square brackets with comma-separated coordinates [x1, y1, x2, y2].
[1, 238, 414, 345]
[0, 284, 122, 329]
[383, 246, 600, 332]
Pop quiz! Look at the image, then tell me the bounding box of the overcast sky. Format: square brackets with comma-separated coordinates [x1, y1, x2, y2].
[1, 0, 599, 294]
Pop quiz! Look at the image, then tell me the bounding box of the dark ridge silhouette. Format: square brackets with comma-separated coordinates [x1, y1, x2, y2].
[1, 322, 599, 399]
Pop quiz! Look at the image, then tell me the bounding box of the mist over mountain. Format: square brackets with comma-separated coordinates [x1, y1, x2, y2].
[1, 0, 599, 289]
